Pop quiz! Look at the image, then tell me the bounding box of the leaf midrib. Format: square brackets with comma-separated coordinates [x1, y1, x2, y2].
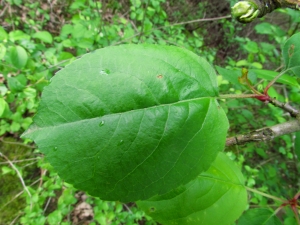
[23, 96, 215, 136]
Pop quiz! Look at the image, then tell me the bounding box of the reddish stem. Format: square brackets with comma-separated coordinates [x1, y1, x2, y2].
[254, 94, 271, 102]
[279, 192, 300, 224]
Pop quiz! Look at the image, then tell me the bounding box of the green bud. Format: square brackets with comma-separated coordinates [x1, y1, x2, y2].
[231, 1, 260, 23]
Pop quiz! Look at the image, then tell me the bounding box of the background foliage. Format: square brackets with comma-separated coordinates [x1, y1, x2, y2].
[0, 0, 299, 224]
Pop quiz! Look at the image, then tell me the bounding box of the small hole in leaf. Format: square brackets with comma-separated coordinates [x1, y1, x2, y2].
[149, 207, 156, 212]
[99, 69, 110, 75]
[157, 74, 163, 79]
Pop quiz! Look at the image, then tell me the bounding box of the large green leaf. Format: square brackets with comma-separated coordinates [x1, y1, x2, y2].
[22, 44, 228, 202]
[137, 152, 247, 225]
[282, 32, 300, 77]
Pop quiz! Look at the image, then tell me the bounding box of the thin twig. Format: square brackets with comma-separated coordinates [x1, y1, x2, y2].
[265, 69, 288, 93]
[0, 157, 39, 165]
[95, 0, 106, 39]
[0, 4, 8, 17]
[9, 213, 22, 225]
[269, 97, 299, 118]
[265, 66, 300, 93]
[246, 186, 286, 202]
[0, 152, 32, 210]
[164, 15, 232, 27]
[226, 93, 300, 146]
[138, 0, 149, 43]
[39, 168, 48, 188]
[0, 178, 41, 211]
[43, 197, 52, 213]
[123, 203, 133, 213]
[0, 138, 36, 149]
[8, 4, 15, 30]
[257, 157, 276, 167]
[218, 93, 262, 99]
[226, 119, 300, 146]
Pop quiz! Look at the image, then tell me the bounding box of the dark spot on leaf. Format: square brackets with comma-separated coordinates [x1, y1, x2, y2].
[149, 207, 156, 212]
[157, 74, 163, 79]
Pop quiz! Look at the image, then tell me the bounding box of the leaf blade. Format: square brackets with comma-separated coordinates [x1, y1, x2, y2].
[32, 31, 53, 44]
[237, 208, 282, 225]
[282, 32, 300, 77]
[10, 45, 28, 69]
[137, 152, 247, 225]
[23, 44, 229, 202]
[251, 69, 300, 88]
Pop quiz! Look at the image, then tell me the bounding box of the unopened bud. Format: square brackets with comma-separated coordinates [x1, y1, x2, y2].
[231, 1, 260, 23]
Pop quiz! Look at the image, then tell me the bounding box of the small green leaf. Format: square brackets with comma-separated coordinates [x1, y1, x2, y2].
[58, 187, 77, 206]
[71, 23, 87, 39]
[23, 44, 229, 202]
[251, 69, 300, 88]
[0, 98, 9, 117]
[8, 30, 30, 42]
[250, 62, 262, 69]
[255, 23, 285, 38]
[215, 66, 256, 89]
[255, 23, 273, 35]
[9, 46, 28, 69]
[0, 43, 7, 60]
[216, 66, 244, 86]
[284, 216, 298, 225]
[7, 74, 27, 93]
[244, 41, 259, 53]
[282, 32, 300, 77]
[137, 152, 247, 225]
[237, 208, 282, 225]
[47, 210, 63, 225]
[1, 166, 14, 175]
[32, 31, 53, 44]
[76, 38, 94, 48]
[0, 26, 8, 41]
[236, 59, 249, 67]
[58, 51, 74, 61]
[60, 24, 73, 38]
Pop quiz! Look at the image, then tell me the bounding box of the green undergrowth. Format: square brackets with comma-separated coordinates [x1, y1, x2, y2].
[0, 0, 300, 224]
[0, 138, 37, 224]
